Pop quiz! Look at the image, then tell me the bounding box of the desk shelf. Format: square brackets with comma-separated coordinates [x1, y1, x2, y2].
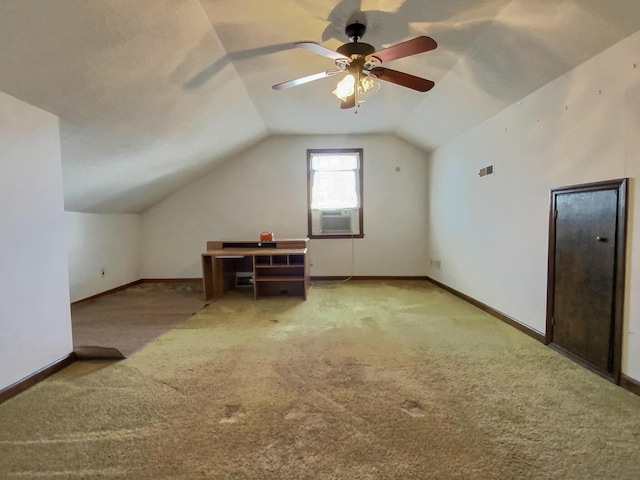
[255, 276, 303, 281]
[255, 271, 304, 280]
[253, 255, 306, 299]
[255, 254, 305, 266]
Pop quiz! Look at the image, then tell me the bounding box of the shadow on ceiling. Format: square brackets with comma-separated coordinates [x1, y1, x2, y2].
[184, 0, 573, 104]
[183, 42, 295, 90]
[320, 0, 567, 102]
[320, 0, 499, 44]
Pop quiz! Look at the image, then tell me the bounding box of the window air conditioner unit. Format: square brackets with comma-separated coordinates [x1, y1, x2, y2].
[321, 209, 353, 233]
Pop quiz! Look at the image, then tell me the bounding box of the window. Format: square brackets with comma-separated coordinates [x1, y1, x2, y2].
[307, 148, 364, 238]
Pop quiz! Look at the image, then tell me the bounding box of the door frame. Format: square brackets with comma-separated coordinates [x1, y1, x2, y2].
[546, 178, 628, 383]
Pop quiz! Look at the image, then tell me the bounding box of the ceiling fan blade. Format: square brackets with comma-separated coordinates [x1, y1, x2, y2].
[295, 42, 349, 61]
[368, 67, 435, 92]
[340, 94, 356, 109]
[272, 69, 340, 90]
[366, 36, 437, 64]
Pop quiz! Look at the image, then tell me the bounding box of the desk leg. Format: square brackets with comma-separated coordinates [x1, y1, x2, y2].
[216, 258, 233, 298]
[202, 255, 214, 301]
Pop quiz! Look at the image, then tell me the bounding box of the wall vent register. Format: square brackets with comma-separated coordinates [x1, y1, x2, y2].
[479, 164, 495, 177]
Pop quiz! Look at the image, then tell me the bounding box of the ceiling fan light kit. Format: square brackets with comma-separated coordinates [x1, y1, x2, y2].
[272, 22, 437, 110]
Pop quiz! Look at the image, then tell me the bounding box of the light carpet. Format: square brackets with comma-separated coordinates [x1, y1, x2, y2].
[1, 280, 639, 479]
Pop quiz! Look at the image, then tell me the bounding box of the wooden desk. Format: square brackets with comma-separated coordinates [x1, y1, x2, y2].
[201, 239, 309, 301]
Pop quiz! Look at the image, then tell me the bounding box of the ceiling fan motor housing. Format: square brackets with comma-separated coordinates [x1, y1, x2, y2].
[336, 42, 375, 58]
[335, 42, 375, 71]
[337, 23, 376, 72]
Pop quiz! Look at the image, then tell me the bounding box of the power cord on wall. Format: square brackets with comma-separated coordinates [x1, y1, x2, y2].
[311, 230, 356, 288]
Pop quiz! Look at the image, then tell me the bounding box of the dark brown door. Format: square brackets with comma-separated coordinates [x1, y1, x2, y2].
[547, 179, 628, 382]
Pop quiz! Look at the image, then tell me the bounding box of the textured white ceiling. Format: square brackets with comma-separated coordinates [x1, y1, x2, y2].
[1, 0, 639, 213]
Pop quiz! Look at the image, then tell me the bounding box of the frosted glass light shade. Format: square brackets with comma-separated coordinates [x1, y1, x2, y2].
[332, 74, 355, 101]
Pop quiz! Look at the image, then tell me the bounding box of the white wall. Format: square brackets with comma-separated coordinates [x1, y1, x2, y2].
[427, 31, 640, 382]
[0, 91, 72, 390]
[142, 134, 430, 278]
[65, 212, 142, 303]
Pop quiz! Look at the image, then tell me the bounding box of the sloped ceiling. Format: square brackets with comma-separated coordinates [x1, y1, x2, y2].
[1, 0, 639, 213]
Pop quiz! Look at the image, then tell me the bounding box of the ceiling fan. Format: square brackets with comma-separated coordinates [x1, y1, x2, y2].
[272, 22, 437, 109]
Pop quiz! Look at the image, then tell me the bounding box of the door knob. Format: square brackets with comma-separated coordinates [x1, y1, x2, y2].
[596, 236, 608, 242]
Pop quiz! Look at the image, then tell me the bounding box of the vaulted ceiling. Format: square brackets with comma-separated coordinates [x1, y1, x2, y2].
[2, 0, 640, 213]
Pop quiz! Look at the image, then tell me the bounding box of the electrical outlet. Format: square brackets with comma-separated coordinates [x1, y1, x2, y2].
[430, 259, 441, 270]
